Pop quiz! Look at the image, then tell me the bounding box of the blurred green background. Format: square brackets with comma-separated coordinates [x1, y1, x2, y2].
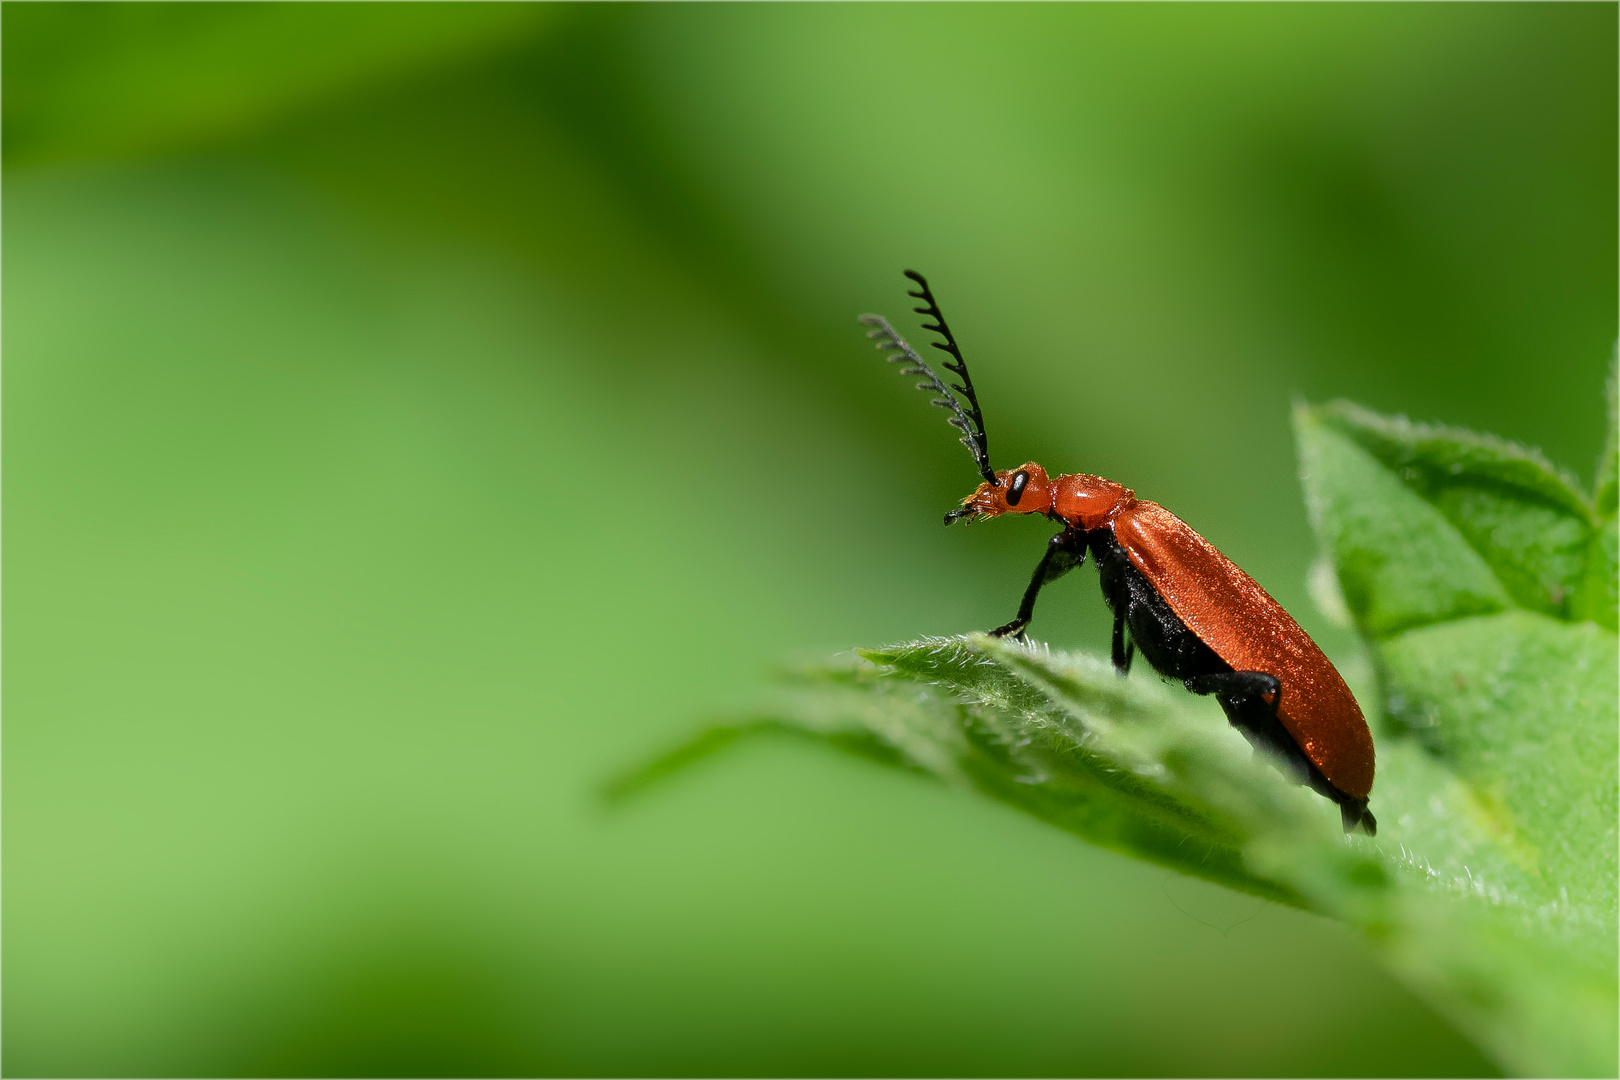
[4, 4, 1614, 1076]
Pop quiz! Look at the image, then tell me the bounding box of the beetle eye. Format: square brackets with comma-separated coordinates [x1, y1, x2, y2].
[1007, 470, 1030, 506]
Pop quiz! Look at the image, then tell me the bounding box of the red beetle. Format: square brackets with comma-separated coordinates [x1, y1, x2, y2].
[861, 271, 1376, 834]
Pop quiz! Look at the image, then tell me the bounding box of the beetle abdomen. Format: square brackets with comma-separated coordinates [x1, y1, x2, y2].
[1112, 501, 1375, 800]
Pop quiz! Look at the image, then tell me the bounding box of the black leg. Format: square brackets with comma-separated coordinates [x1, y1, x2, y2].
[1187, 670, 1292, 775]
[1110, 608, 1135, 675]
[1205, 671, 1377, 837]
[989, 530, 1087, 639]
[1342, 801, 1376, 836]
[1185, 670, 1281, 704]
[1192, 670, 1341, 805]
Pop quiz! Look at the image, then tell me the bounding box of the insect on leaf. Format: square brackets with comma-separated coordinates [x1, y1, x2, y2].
[614, 369, 1619, 1077]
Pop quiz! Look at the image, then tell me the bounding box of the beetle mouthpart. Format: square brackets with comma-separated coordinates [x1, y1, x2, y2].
[943, 507, 978, 525]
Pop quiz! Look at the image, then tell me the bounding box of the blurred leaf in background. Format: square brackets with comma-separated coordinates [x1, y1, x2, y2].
[4, 4, 1613, 1077]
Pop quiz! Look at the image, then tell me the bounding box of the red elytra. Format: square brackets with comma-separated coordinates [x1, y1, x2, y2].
[861, 271, 1376, 834]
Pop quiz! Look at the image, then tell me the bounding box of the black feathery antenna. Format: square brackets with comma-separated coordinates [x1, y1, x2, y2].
[857, 271, 997, 484]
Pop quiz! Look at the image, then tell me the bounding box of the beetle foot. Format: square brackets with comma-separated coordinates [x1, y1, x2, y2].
[1341, 800, 1377, 836]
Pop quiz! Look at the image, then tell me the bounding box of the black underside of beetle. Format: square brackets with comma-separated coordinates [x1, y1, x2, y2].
[994, 526, 1374, 834]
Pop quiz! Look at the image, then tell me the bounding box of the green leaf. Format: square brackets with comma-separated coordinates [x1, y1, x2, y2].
[1295, 409, 1512, 636]
[1295, 395, 1617, 1074]
[1301, 399, 1610, 629]
[616, 381, 1618, 1076]
[613, 636, 1368, 907]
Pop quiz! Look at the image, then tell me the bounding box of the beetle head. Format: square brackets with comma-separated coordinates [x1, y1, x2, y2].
[945, 463, 1053, 524]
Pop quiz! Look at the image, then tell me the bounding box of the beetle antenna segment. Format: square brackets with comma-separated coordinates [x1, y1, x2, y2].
[857, 271, 996, 484]
[904, 270, 994, 484]
[858, 312, 996, 484]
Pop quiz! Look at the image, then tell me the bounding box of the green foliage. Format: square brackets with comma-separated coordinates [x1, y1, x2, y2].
[2, 3, 556, 163]
[619, 376, 1619, 1077]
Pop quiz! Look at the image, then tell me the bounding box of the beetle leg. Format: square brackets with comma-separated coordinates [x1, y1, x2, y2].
[1184, 670, 1281, 705]
[989, 530, 1087, 639]
[1187, 671, 1376, 836]
[1190, 671, 1311, 786]
[1342, 802, 1377, 835]
[1110, 609, 1135, 675]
